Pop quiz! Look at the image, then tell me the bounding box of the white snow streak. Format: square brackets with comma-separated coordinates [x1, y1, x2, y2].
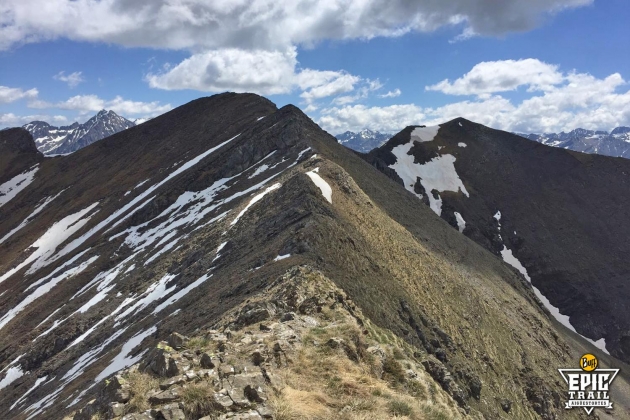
[230, 183, 281, 226]
[458, 142, 467, 148]
[10, 376, 48, 411]
[0, 166, 39, 208]
[94, 326, 157, 382]
[152, 274, 211, 314]
[273, 254, 291, 262]
[0, 256, 99, 331]
[0, 365, 25, 390]
[0, 203, 99, 283]
[305, 168, 332, 203]
[57, 134, 239, 257]
[454, 212, 466, 233]
[0, 190, 64, 244]
[500, 245, 609, 354]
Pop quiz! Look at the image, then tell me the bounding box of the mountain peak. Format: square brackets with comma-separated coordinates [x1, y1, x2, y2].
[23, 109, 136, 154]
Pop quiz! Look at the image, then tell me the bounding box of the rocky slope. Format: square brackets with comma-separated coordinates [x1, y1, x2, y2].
[0, 94, 628, 419]
[23, 110, 135, 155]
[364, 120, 630, 363]
[335, 129, 391, 153]
[517, 127, 630, 159]
[70, 266, 468, 420]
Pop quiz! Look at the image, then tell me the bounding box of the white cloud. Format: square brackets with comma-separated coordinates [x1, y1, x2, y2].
[0, 86, 38, 104]
[147, 47, 365, 102]
[319, 61, 630, 134]
[300, 73, 360, 103]
[53, 71, 85, 88]
[0, 113, 67, 127]
[380, 89, 401, 98]
[147, 48, 299, 95]
[319, 104, 426, 133]
[0, 1, 591, 100]
[56, 95, 172, 117]
[0, 0, 592, 51]
[426, 59, 564, 96]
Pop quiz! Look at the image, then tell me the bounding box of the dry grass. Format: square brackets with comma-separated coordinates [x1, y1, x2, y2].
[125, 371, 159, 413]
[266, 317, 460, 420]
[181, 381, 217, 419]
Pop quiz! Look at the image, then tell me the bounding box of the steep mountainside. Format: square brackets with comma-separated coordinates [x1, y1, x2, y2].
[23, 110, 135, 155]
[518, 126, 630, 158]
[335, 129, 391, 152]
[1, 94, 628, 419]
[0, 128, 43, 208]
[365, 119, 630, 363]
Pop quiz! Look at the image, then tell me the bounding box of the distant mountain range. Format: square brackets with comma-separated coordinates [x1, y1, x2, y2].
[337, 127, 630, 159]
[516, 127, 630, 158]
[22, 110, 135, 155]
[335, 129, 391, 152]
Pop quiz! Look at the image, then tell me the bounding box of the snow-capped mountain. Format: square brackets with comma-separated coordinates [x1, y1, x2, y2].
[1, 94, 629, 419]
[335, 128, 391, 153]
[23, 110, 135, 155]
[517, 126, 630, 158]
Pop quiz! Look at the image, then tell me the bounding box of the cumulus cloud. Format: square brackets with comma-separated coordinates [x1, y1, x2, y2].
[0, 86, 38, 104]
[0, 1, 591, 103]
[147, 47, 369, 103]
[319, 104, 426, 133]
[426, 59, 564, 95]
[318, 60, 630, 134]
[380, 89, 402, 98]
[55, 95, 172, 117]
[0, 0, 592, 51]
[53, 71, 85, 88]
[0, 113, 67, 127]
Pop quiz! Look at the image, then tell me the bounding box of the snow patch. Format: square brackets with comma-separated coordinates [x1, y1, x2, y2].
[0, 190, 65, 244]
[10, 375, 48, 411]
[95, 326, 157, 382]
[273, 254, 291, 262]
[230, 183, 281, 226]
[0, 255, 99, 331]
[454, 212, 466, 233]
[389, 142, 468, 216]
[458, 142, 467, 148]
[0, 365, 25, 390]
[57, 134, 239, 257]
[152, 273, 211, 314]
[0, 166, 39, 208]
[305, 168, 332, 203]
[410, 126, 440, 143]
[0, 203, 99, 282]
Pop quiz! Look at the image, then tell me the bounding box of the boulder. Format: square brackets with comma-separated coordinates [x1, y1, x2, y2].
[148, 387, 183, 404]
[159, 375, 187, 390]
[167, 333, 189, 350]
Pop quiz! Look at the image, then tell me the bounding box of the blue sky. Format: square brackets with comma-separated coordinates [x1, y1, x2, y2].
[1, 0, 628, 134]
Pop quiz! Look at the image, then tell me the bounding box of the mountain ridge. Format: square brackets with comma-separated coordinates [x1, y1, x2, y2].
[0, 94, 628, 419]
[364, 117, 630, 362]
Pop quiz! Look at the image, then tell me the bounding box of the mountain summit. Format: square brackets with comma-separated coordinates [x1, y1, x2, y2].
[23, 110, 135, 155]
[1, 94, 628, 419]
[365, 119, 630, 362]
